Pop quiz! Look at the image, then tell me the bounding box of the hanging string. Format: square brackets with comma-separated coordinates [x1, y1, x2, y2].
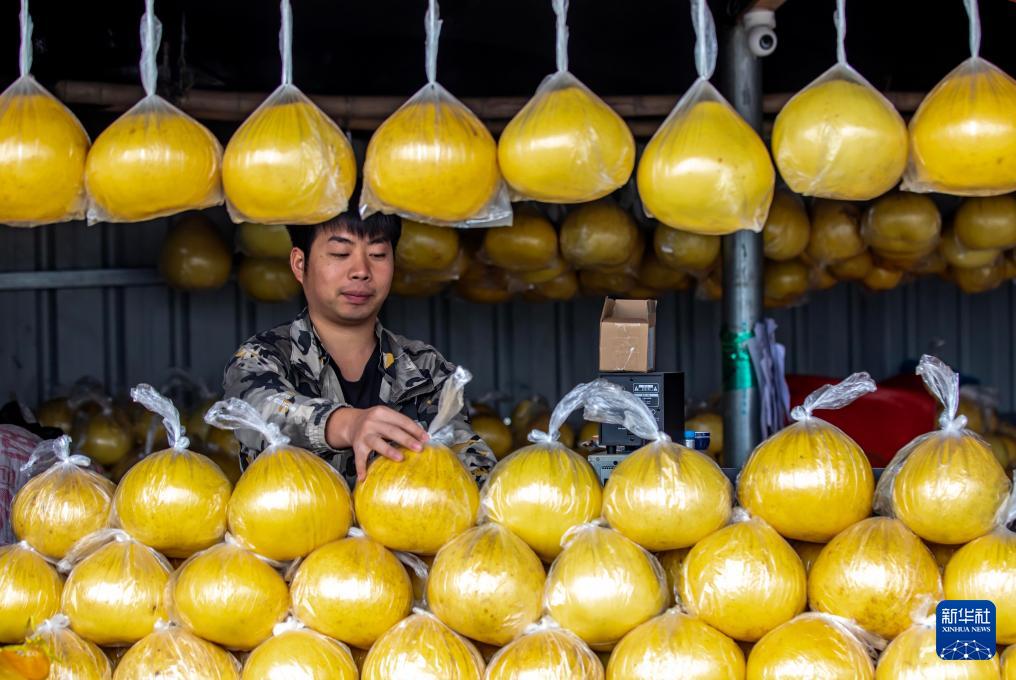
[552, 0, 569, 73]
[834, 0, 847, 64]
[139, 0, 163, 96]
[19, 0, 32, 76]
[425, 0, 442, 84]
[280, 0, 293, 85]
[963, 0, 981, 58]
[690, 0, 717, 80]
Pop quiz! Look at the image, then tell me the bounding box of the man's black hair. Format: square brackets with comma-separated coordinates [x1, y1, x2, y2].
[287, 192, 401, 266]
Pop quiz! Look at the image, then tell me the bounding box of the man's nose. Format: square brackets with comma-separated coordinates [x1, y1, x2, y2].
[349, 250, 371, 279]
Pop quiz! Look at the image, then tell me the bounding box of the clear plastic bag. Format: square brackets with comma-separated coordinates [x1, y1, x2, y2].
[943, 481, 1016, 644]
[861, 191, 941, 262]
[1004, 644, 1015, 680]
[360, 608, 484, 680]
[582, 379, 732, 551]
[12, 435, 114, 560]
[874, 355, 1011, 545]
[0, 1, 89, 227]
[0, 541, 62, 643]
[678, 509, 807, 642]
[289, 527, 414, 649]
[112, 621, 241, 680]
[497, 0, 633, 203]
[875, 604, 1001, 678]
[485, 616, 602, 680]
[479, 381, 603, 562]
[111, 384, 231, 558]
[427, 521, 545, 646]
[636, 0, 773, 235]
[84, 0, 222, 223]
[360, 0, 510, 228]
[240, 617, 358, 680]
[223, 1, 355, 225]
[29, 615, 111, 680]
[58, 529, 171, 646]
[747, 612, 882, 679]
[353, 367, 480, 555]
[543, 522, 668, 650]
[737, 373, 876, 542]
[605, 607, 745, 678]
[902, 1, 1016, 196]
[772, 0, 907, 201]
[763, 190, 811, 262]
[205, 397, 352, 562]
[807, 517, 941, 640]
[167, 537, 289, 651]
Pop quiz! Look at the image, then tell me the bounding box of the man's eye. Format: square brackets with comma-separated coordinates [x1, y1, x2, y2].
[329, 252, 350, 258]
[369, 252, 388, 259]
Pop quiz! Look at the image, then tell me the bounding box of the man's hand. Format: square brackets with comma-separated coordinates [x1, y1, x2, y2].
[327, 406, 430, 482]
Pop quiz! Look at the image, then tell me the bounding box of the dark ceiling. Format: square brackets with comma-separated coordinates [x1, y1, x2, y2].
[5, 1, 1016, 108]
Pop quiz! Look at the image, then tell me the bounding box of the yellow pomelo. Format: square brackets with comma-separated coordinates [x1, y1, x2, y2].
[72, 412, 131, 466]
[223, 87, 356, 224]
[12, 463, 114, 560]
[519, 255, 570, 285]
[241, 628, 357, 680]
[940, 228, 1002, 269]
[791, 541, 826, 575]
[361, 612, 484, 680]
[545, 525, 667, 650]
[396, 220, 460, 272]
[0, 77, 89, 226]
[428, 522, 545, 645]
[112, 447, 231, 558]
[228, 445, 352, 561]
[944, 525, 1016, 644]
[807, 200, 865, 264]
[85, 97, 222, 221]
[536, 270, 579, 301]
[0, 544, 62, 643]
[738, 416, 874, 542]
[61, 537, 169, 646]
[907, 58, 1016, 195]
[36, 398, 75, 433]
[808, 517, 942, 639]
[355, 443, 478, 554]
[653, 225, 720, 273]
[560, 199, 639, 269]
[680, 516, 806, 642]
[480, 442, 602, 561]
[863, 263, 904, 291]
[657, 548, 689, 605]
[830, 251, 874, 280]
[237, 257, 302, 303]
[159, 214, 232, 291]
[486, 627, 602, 680]
[30, 619, 111, 680]
[862, 192, 941, 260]
[605, 609, 745, 680]
[763, 190, 810, 262]
[953, 260, 1006, 294]
[638, 97, 774, 235]
[290, 535, 412, 649]
[773, 77, 906, 200]
[364, 86, 500, 222]
[955, 195, 1016, 250]
[927, 541, 961, 572]
[483, 208, 558, 272]
[236, 222, 293, 259]
[888, 432, 1009, 544]
[455, 263, 514, 304]
[764, 259, 810, 308]
[602, 441, 731, 551]
[471, 415, 513, 460]
[499, 77, 634, 203]
[113, 625, 240, 680]
[876, 622, 1000, 679]
[638, 251, 690, 291]
[746, 614, 874, 680]
[1004, 645, 1015, 680]
[170, 542, 289, 650]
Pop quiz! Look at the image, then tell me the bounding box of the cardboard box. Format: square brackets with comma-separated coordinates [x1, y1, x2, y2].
[599, 298, 656, 372]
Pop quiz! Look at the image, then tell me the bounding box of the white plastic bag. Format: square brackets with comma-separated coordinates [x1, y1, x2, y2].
[902, 0, 1016, 196]
[361, 0, 511, 228]
[222, 0, 356, 225]
[771, 0, 907, 201]
[84, 0, 223, 223]
[0, 0, 90, 227]
[637, 0, 773, 235]
[497, 0, 634, 203]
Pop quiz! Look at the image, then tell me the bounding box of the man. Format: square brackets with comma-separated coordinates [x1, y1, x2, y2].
[222, 201, 495, 487]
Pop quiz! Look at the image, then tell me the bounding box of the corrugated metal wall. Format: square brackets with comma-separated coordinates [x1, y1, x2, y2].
[2, 212, 1015, 413]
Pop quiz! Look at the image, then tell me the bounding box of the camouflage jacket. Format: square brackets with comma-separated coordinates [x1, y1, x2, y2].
[222, 309, 496, 487]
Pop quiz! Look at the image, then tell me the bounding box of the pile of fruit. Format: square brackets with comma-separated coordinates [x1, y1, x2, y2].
[3, 356, 1013, 679]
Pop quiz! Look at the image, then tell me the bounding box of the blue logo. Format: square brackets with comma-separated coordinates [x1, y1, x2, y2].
[936, 600, 996, 660]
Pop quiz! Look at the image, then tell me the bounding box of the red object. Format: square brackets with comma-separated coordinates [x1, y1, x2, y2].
[786, 375, 938, 468]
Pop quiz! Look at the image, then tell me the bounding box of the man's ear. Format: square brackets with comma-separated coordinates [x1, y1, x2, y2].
[290, 247, 306, 284]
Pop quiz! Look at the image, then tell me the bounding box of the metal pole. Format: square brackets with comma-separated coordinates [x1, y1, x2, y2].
[719, 20, 763, 468]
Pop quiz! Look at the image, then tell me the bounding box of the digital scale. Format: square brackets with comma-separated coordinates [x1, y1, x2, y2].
[587, 371, 710, 485]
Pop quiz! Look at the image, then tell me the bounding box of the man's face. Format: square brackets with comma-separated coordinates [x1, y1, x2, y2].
[291, 227, 394, 325]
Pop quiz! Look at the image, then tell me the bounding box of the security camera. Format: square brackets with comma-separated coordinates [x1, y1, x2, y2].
[743, 9, 777, 58]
